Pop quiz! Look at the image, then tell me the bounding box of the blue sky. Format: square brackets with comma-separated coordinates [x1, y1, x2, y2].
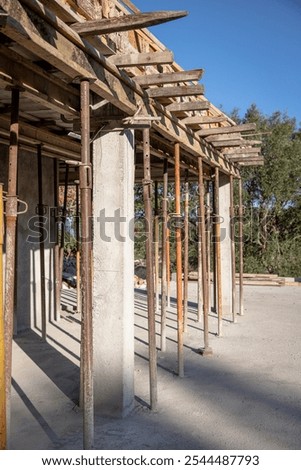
[133, 0, 301, 126]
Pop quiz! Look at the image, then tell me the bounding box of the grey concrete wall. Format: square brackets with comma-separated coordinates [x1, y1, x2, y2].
[92, 130, 135, 417]
[0, 144, 55, 333]
[219, 173, 233, 317]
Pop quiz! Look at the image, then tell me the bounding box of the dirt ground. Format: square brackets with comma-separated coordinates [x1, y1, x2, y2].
[10, 282, 301, 450]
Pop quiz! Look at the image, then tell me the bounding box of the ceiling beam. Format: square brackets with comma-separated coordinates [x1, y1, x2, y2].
[71, 10, 188, 37]
[109, 51, 174, 67]
[133, 69, 204, 87]
[147, 84, 204, 99]
[166, 100, 210, 113]
[182, 115, 226, 125]
[197, 123, 256, 137]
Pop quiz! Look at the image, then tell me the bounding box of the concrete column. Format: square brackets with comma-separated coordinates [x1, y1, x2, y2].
[219, 173, 232, 316]
[92, 130, 135, 417]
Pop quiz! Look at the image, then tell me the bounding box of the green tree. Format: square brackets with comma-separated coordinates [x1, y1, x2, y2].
[235, 105, 301, 276]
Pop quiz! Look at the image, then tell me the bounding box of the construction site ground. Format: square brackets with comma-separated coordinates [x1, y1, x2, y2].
[11, 282, 301, 450]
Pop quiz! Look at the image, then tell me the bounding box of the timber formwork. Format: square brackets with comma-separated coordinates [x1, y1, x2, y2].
[0, 0, 261, 449]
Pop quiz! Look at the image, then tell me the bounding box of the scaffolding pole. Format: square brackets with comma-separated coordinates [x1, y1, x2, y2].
[199, 159, 212, 356]
[238, 177, 244, 316]
[160, 159, 168, 352]
[53, 159, 61, 322]
[230, 175, 236, 323]
[206, 181, 211, 319]
[214, 167, 223, 337]
[4, 88, 20, 446]
[75, 181, 81, 315]
[143, 128, 158, 410]
[183, 170, 189, 333]
[154, 181, 159, 315]
[0, 184, 6, 450]
[37, 145, 47, 341]
[80, 79, 94, 450]
[175, 143, 184, 377]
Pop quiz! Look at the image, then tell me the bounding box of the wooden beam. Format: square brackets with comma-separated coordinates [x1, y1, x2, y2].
[71, 11, 188, 37]
[205, 133, 241, 142]
[133, 69, 204, 87]
[182, 115, 226, 125]
[211, 139, 261, 148]
[197, 123, 256, 137]
[166, 100, 210, 113]
[147, 85, 204, 99]
[238, 160, 264, 166]
[110, 51, 174, 67]
[228, 154, 261, 162]
[223, 147, 261, 155]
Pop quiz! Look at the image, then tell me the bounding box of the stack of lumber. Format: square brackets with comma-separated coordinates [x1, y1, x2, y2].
[235, 273, 285, 286]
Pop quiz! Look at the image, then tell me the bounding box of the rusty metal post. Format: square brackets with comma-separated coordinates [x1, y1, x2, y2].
[143, 128, 158, 410]
[0, 184, 6, 450]
[53, 159, 61, 322]
[154, 181, 159, 315]
[183, 170, 189, 333]
[238, 177, 244, 316]
[174, 143, 184, 377]
[166, 224, 171, 308]
[5, 88, 20, 445]
[199, 159, 212, 356]
[37, 145, 47, 341]
[80, 79, 94, 449]
[160, 159, 168, 352]
[75, 181, 81, 315]
[214, 167, 223, 337]
[206, 181, 211, 318]
[230, 175, 236, 323]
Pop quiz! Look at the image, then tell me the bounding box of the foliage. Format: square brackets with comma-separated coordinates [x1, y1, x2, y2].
[234, 104, 301, 276]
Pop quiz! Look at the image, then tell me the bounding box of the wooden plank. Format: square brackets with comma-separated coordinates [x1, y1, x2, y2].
[211, 139, 261, 148]
[0, 46, 79, 116]
[147, 85, 204, 99]
[182, 115, 226, 125]
[197, 123, 256, 137]
[109, 51, 174, 67]
[133, 69, 204, 87]
[21, 0, 114, 55]
[223, 147, 261, 155]
[228, 154, 261, 162]
[166, 100, 210, 112]
[71, 11, 188, 36]
[205, 133, 241, 142]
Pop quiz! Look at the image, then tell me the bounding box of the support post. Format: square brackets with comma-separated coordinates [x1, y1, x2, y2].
[206, 181, 211, 318]
[154, 181, 159, 315]
[0, 184, 6, 450]
[197, 175, 203, 323]
[4, 87, 20, 446]
[230, 175, 236, 322]
[143, 128, 158, 410]
[53, 159, 61, 322]
[183, 170, 189, 333]
[75, 181, 81, 315]
[80, 79, 94, 450]
[199, 159, 212, 356]
[166, 224, 171, 308]
[214, 167, 223, 337]
[161, 159, 168, 352]
[37, 145, 47, 341]
[238, 177, 244, 316]
[174, 143, 184, 377]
